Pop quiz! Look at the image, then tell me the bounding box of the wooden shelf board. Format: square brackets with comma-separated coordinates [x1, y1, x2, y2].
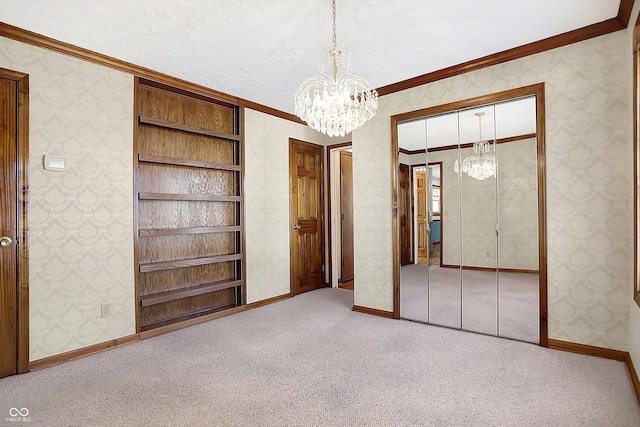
[139, 225, 242, 237]
[139, 306, 246, 339]
[138, 154, 242, 171]
[139, 115, 243, 142]
[139, 253, 243, 273]
[138, 192, 242, 202]
[140, 303, 238, 332]
[140, 279, 244, 307]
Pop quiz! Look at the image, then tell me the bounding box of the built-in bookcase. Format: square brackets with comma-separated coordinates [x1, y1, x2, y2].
[134, 78, 244, 333]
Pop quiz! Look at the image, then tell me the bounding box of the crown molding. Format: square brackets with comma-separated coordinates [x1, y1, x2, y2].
[618, 0, 636, 28]
[238, 97, 304, 124]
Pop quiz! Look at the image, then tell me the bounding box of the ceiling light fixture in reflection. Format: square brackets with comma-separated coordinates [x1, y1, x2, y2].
[454, 112, 496, 180]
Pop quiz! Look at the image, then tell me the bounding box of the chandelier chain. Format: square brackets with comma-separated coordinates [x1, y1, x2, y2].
[332, 0, 337, 49]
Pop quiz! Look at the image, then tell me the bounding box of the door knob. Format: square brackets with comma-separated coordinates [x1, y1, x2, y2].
[293, 225, 301, 230]
[0, 236, 12, 247]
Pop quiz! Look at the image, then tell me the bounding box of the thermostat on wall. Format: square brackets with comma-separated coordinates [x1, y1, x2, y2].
[44, 155, 67, 171]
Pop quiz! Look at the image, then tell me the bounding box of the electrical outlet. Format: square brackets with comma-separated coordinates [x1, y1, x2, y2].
[101, 303, 111, 318]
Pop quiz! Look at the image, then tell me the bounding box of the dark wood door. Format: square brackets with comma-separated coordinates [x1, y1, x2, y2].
[340, 151, 354, 282]
[0, 77, 18, 378]
[399, 163, 411, 265]
[290, 139, 324, 295]
[416, 170, 427, 258]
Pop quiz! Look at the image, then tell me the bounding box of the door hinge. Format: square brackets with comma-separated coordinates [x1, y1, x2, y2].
[322, 265, 325, 272]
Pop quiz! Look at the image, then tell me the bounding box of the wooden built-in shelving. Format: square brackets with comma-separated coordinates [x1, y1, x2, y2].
[139, 254, 244, 273]
[140, 279, 244, 307]
[135, 78, 245, 334]
[140, 303, 237, 332]
[139, 115, 243, 142]
[138, 193, 242, 202]
[139, 225, 242, 237]
[138, 154, 242, 171]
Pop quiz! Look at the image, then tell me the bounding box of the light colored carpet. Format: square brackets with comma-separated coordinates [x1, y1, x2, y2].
[1, 288, 638, 426]
[400, 264, 539, 343]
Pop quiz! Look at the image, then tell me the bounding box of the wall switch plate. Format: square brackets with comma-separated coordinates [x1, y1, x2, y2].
[101, 303, 111, 318]
[43, 155, 67, 171]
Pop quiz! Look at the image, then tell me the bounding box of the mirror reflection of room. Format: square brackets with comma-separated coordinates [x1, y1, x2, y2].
[398, 96, 540, 344]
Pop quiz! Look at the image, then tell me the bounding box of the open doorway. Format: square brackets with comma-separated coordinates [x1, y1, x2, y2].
[327, 143, 354, 291]
[412, 163, 442, 267]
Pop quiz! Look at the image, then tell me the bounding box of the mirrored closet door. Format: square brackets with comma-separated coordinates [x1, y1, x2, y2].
[426, 113, 462, 329]
[398, 95, 541, 344]
[397, 123, 430, 324]
[460, 105, 498, 336]
[495, 98, 540, 342]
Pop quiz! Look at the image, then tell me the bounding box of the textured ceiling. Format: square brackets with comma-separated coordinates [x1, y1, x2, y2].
[0, 0, 621, 116]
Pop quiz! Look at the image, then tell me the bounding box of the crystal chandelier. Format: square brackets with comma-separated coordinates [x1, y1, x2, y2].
[294, 0, 378, 137]
[454, 112, 496, 181]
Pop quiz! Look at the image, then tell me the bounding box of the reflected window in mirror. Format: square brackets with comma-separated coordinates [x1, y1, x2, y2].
[430, 164, 441, 217]
[431, 186, 440, 215]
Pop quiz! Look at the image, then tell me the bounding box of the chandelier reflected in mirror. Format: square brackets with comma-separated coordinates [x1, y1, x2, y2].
[454, 112, 496, 180]
[294, 0, 378, 137]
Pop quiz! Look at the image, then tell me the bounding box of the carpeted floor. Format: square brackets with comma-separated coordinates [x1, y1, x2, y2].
[1, 288, 638, 426]
[400, 264, 539, 343]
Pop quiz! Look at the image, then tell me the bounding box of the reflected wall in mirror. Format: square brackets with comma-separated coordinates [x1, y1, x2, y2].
[397, 91, 543, 344]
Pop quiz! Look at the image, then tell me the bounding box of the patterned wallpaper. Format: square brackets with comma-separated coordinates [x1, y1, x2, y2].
[626, 2, 640, 372]
[496, 139, 538, 270]
[354, 30, 632, 350]
[0, 36, 136, 361]
[244, 109, 336, 304]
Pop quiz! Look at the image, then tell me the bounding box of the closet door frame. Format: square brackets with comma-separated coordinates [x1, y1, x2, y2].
[391, 83, 547, 347]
